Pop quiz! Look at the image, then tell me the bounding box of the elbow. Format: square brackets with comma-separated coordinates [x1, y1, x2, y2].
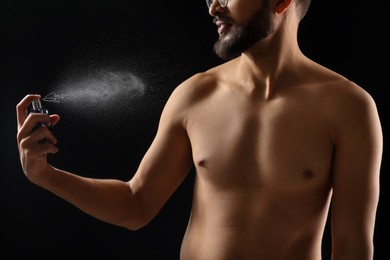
[122, 217, 150, 231]
[117, 209, 155, 231]
[115, 185, 159, 231]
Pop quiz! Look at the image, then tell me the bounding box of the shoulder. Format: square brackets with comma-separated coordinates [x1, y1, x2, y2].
[313, 71, 382, 140]
[165, 61, 231, 109]
[318, 75, 378, 120]
[302, 61, 377, 114]
[299, 59, 381, 134]
[334, 80, 380, 130]
[159, 63, 226, 127]
[170, 71, 216, 102]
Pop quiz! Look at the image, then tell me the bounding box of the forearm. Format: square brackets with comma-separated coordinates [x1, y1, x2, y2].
[34, 165, 145, 230]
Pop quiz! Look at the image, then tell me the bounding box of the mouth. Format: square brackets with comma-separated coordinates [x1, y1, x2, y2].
[214, 18, 233, 35]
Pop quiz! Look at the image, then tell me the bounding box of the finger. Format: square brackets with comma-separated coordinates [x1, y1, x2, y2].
[17, 113, 51, 143]
[20, 128, 58, 153]
[16, 94, 41, 131]
[43, 114, 60, 127]
[36, 141, 59, 155]
[49, 114, 61, 127]
[22, 139, 59, 163]
[38, 127, 58, 146]
[30, 125, 58, 146]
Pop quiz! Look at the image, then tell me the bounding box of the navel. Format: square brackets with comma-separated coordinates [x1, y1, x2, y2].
[302, 169, 314, 180]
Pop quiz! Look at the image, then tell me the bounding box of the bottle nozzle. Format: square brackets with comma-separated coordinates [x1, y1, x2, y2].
[32, 99, 42, 111]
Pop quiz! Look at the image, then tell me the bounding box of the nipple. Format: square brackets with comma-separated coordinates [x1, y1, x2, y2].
[302, 170, 314, 180]
[197, 158, 206, 166]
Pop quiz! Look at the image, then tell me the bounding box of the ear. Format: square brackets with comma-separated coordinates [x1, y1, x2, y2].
[274, 0, 293, 14]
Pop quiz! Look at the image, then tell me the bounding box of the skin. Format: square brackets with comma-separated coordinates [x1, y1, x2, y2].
[16, 0, 382, 259]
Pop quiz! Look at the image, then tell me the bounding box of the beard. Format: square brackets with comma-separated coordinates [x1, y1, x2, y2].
[213, 3, 275, 61]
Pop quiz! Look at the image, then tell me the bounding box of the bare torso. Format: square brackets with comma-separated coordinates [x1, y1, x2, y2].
[179, 59, 341, 260]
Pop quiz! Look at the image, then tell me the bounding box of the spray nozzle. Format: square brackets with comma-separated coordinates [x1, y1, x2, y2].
[30, 98, 48, 115]
[32, 99, 43, 111]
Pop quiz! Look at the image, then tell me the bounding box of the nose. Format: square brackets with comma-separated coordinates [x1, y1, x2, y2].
[208, 0, 225, 16]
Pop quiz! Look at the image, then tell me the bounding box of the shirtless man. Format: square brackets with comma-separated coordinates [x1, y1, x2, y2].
[16, 0, 382, 259]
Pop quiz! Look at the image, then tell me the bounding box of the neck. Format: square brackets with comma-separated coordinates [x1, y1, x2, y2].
[235, 24, 303, 99]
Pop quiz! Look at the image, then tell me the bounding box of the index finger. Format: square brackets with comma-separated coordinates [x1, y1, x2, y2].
[16, 94, 41, 131]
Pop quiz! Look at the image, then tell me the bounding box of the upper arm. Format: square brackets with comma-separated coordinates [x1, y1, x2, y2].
[128, 82, 194, 225]
[330, 84, 383, 258]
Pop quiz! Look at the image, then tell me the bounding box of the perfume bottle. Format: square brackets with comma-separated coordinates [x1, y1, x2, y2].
[31, 99, 49, 129]
[30, 99, 51, 145]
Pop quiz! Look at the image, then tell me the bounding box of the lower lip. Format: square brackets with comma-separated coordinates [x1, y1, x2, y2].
[218, 24, 231, 35]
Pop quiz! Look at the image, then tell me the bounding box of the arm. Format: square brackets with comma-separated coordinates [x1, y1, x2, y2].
[329, 84, 382, 260]
[16, 89, 193, 230]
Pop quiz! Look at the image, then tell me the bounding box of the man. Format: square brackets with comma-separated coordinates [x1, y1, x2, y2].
[16, 0, 382, 259]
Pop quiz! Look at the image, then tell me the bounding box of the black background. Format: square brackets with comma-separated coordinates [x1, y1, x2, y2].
[4, 1, 388, 259]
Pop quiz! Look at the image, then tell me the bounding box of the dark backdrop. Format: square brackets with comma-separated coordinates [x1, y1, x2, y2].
[4, 1, 388, 259]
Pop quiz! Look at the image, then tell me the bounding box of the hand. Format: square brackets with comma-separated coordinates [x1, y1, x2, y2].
[16, 94, 60, 184]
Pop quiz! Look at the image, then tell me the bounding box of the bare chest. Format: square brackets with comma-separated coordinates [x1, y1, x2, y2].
[186, 96, 334, 189]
